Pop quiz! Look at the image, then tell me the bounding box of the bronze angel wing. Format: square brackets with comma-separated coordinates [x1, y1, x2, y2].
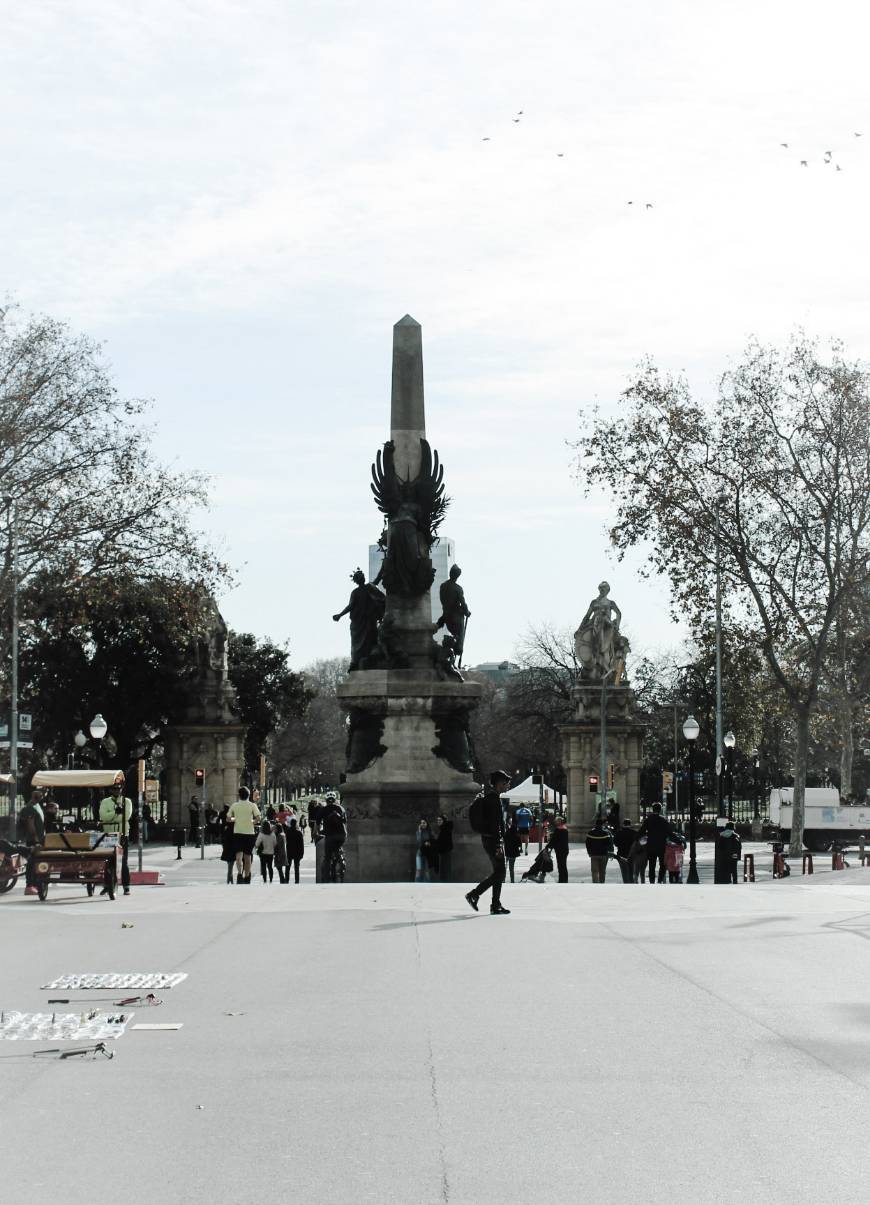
[413, 439, 449, 538]
[370, 440, 402, 516]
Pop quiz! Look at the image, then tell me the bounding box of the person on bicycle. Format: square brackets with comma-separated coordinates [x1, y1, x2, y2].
[320, 792, 347, 880]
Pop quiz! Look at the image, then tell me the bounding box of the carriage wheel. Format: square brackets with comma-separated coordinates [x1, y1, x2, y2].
[0, 872, 18, 894]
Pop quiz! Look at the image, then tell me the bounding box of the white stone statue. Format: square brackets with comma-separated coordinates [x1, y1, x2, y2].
[574, 581, 629, 680]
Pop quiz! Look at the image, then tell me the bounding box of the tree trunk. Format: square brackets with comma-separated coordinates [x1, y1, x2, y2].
[788, 705, 811, 856]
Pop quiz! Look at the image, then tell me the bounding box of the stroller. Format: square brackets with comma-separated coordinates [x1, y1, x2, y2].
[521, 847, 554, 883]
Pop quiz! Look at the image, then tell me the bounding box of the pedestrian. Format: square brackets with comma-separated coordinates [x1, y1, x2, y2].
[220, 817, 236, 883]
[585, 816, 613, 882]
[549, 815, 571, 883]
[188, 795, 200, 846]
[415, 818, 434, 882]
[613, 818, 638, 883]
[465, 770, 511, 915]
[141, 800, 151, 843]
[638, 803, 671, 884]
[320, 793, 348, 879]
[432, 814, 454, 881]
[99, 781, 133, 896]
[274, 821, 289, 883]
[255, 821, 276, 883]
[504, 817, 523, 883]
[665, 833, 687, 883]
[714, 819, 742, 883]
[515, 803, 533, 854]
[17, 791, 46, 897]
[286, 816, 305, 883]
[228, 786, 261, 884]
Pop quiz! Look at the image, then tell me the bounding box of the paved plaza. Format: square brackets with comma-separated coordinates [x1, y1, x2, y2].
[3, 845, 870, 1204]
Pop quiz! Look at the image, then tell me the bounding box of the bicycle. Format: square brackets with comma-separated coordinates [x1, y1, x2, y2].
[324, 844, 346, 883]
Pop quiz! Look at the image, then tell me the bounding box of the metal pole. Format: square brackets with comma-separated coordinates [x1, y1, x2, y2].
[673, 702, 679, 818]
[687, 741, 699, 883]
[9, 502, 18, 829]
[200, 774, 206, 861]
[137, 759, 145, 873]
[715, 499, 724, 817]
[538, 774, 544, 853]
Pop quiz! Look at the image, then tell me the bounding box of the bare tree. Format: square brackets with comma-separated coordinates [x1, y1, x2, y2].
[0, 308, 226, 594]
[576, 336, 870, 852]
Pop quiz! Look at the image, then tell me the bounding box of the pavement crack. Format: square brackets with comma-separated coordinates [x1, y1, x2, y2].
[412, 912, 451, 1204]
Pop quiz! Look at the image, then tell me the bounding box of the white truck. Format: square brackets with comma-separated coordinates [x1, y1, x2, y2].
[769, 787, 870, 851]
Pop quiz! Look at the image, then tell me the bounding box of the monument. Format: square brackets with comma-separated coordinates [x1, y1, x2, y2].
[559, 581, 645, 829]
[333, 316, 484, 881]
[164, 595, 246, 825]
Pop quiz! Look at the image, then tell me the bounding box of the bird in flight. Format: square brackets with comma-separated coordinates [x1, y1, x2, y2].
[836, 164, 843, 171]
[481, 137, 490, 141]
[516, 110, 523, 115]
[627, 200, 634, 205]
[512, 118, 521, 123]
[855, 132, 862, 137]
[556, 152, 564, 157]
[780, 142, 789, 148]
[800, 159, 808, 166]
[645, 203, 653, 209]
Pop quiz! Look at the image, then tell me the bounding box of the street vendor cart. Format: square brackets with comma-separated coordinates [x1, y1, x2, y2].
[28, 770, 126, 901]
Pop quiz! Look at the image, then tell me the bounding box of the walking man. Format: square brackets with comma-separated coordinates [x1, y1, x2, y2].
[613, 818, 638, 883]
[466, 770, 511, 915]
[515, 802, 533, 854]
[549, 815, 570, 882]
[585, 815, 614, 883]
[639, 803, 671, 884]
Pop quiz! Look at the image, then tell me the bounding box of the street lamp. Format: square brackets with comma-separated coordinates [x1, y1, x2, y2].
[683, 715, 700, 884]
[89, 713, 108, 769]
[751, 747, 761, 837]
[724, 730, 736, 818]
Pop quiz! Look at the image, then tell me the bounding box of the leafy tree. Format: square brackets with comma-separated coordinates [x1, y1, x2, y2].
[576, 337, 870, 852]
[19, 572, 204, 774]
[227, 632, 310, 777]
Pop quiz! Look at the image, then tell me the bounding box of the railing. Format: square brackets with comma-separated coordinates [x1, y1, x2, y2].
[641, 797, 769, 825]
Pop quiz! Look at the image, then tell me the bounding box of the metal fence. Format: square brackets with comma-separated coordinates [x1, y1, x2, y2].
[641, 797, 769, 825]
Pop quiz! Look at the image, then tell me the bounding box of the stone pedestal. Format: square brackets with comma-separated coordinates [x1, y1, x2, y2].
[335, 668, 482, 882]
[559, 683, 645, 833]
[164, 724, 247, 825]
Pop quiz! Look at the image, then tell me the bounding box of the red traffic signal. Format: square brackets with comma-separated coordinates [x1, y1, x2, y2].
[588, 774, 599, 793]
[194, 768, 205, 787]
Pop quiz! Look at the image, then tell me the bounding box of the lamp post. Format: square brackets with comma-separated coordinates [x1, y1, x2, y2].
[71, 729, 87, 770]
[724, 730, 736, 818]
[751, 748, 762, 837]
[3, 496, 19, 828]
[89, 713, 108, 764]
[598, 668, 615, 823]
[684, 715, 700, 884]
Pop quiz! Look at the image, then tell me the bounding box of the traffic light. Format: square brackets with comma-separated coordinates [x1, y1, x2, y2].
[194, 768, 205, 788]
[588, 774, 599, 793]
[607, 763, 615, 789]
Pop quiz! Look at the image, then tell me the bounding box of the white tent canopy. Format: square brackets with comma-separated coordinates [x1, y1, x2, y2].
[501, 775, 558, 804]
[32, 769, 125, 789]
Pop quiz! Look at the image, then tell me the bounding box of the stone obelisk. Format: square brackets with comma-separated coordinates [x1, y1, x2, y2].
[333, 316, 484, 882]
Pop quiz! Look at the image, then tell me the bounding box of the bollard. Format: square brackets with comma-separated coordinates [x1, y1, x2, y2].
[172, 827, 184, 860]
[832, 849, 845, 871]
[802, 853, 814, 875]
[743, 853, 755, 882]
[860, 836, 869, 866]
[773, 851, 786, 878]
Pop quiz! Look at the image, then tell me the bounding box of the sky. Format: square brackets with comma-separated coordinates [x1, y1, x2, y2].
[3, 1, 870, 671]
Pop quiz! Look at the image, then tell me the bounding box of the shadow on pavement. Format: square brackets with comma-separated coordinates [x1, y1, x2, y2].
[369, 914, 478, 931]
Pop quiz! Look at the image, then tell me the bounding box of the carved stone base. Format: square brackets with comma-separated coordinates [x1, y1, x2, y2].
[164, 723, 247, 825]
[334, 668, 483, 881]
[559, 684, 645, 831]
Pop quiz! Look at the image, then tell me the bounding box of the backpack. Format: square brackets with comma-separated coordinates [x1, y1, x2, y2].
[468, 794, 486, 834]
[324, 807, 347, 840]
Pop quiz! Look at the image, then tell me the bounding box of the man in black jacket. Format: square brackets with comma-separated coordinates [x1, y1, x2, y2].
[585, 817, 614, 882]
[466, 770, 511, 915]
[639, 803, 671, 884]
[613, 818, 638, 883]
[548, 815, 571, 882]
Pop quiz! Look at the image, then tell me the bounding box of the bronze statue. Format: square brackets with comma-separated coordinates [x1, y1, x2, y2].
[574, 581, 624, 680]
[433, 634, 464, 682]
[333, 570, 386, 670]
[370, 438, 448, 597]
[436, 564, 470, 661]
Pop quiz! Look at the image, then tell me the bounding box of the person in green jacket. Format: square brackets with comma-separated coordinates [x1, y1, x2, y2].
[99, 783, 132, 895]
